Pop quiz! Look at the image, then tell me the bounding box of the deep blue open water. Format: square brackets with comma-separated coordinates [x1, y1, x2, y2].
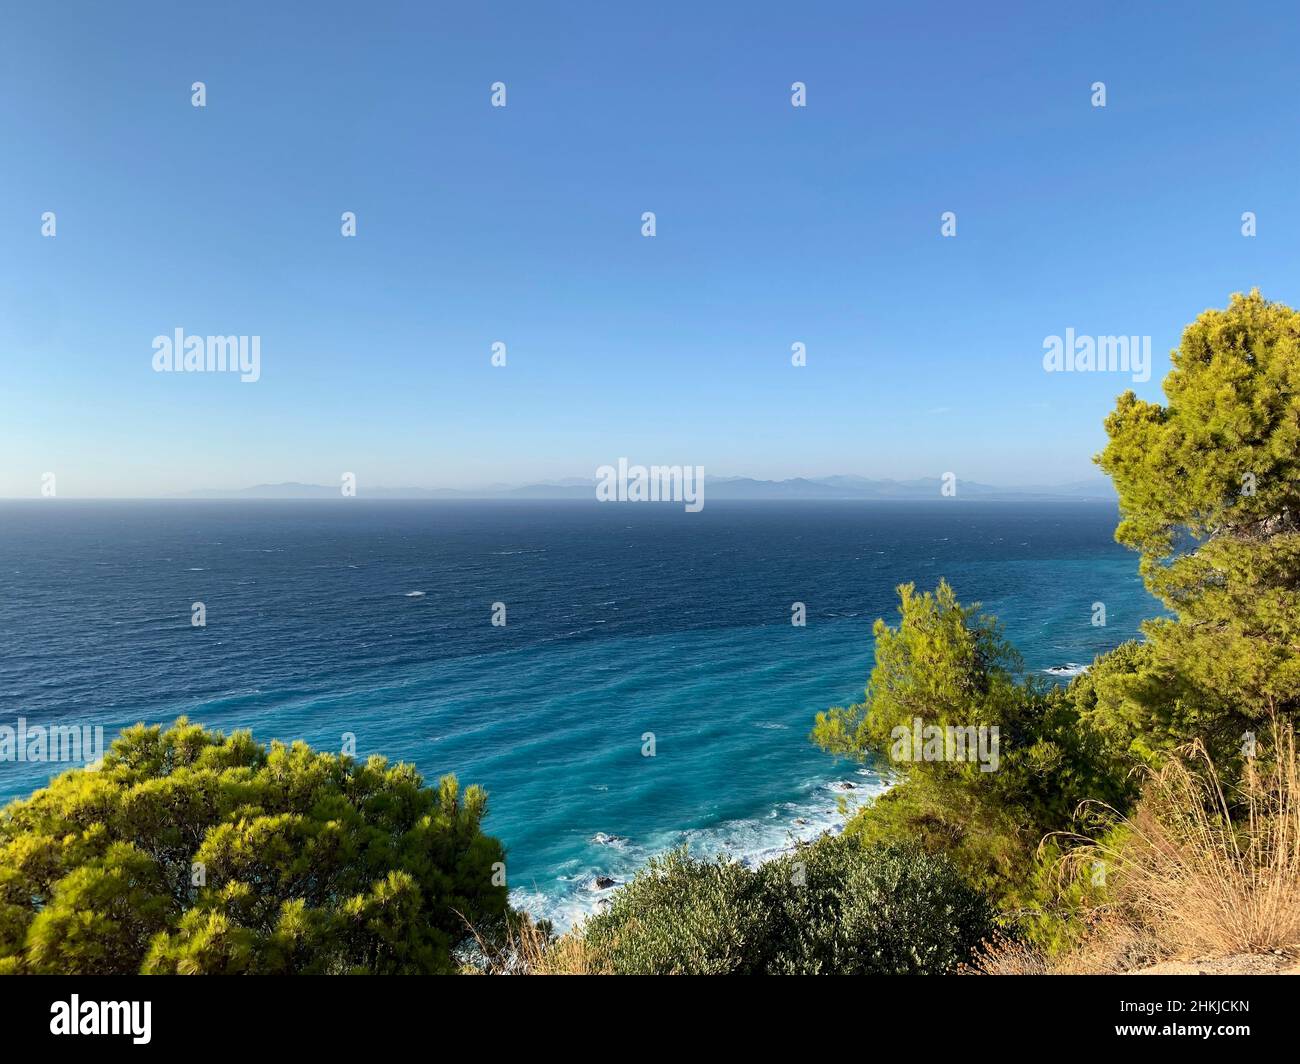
[0, 500, 1154, 926]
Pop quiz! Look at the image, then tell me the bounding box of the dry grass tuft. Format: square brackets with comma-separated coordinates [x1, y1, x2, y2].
[967, 933, 1051, 975]
[1077, 725, 1300, 959]
[981, 724, 1300, 974]
[462, 913, 605, 975]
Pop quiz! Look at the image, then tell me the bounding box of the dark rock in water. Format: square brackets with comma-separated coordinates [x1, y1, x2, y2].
[794, 818, 809, 825]
[1044, 663, 1089, 677]
[591, 832, 628, 846]
[840, 781, 856, 790]
[594, 875, 616, 889]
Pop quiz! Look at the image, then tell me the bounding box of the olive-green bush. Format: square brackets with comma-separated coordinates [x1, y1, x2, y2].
[579, 837, 994, 974]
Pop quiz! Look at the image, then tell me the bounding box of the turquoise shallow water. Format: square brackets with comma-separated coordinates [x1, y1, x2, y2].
[0, 499, 1155, 926]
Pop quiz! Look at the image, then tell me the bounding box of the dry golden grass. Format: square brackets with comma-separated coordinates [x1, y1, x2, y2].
[461, 913, 605, 975]
[1077, 724, 1300, 959]
[977, 922, 1167, 975]
[984, 723, 1300, 974]
[967, 933, 1051, 975]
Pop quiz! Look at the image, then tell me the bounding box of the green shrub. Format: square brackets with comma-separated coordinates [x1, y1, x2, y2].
[0, 718, 508, 974]
[579, 837, 994, 974]
[814, 581, 1138, 905]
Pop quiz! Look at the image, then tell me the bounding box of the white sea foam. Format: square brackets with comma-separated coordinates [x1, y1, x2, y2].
[512, 773, 884, 933]
[405, 591, 426, 598]
[1044, 662, 1089, 676]
[591, 832, 629, 848]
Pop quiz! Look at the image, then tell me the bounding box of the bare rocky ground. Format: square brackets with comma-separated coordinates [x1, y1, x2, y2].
[1131, 952, 1300, 975]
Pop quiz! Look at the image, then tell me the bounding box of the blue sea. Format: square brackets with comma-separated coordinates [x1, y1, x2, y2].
[0, 500, 1154, 927]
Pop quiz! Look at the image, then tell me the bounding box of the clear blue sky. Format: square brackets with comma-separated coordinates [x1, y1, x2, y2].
[2, 1, 1297, 496]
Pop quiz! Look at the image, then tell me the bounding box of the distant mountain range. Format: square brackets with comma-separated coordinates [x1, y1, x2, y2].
[176, 476, 1116, 501]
